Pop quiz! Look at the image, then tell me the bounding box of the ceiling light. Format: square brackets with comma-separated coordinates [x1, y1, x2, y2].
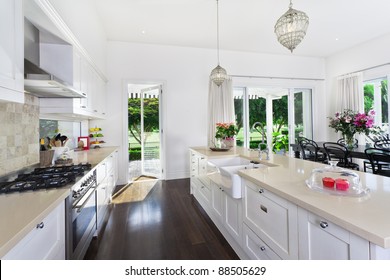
[210, 0, 228, 87]
[274, 0, 309, 53]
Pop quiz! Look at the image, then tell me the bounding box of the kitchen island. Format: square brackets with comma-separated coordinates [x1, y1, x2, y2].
[190, 146, 390, 259]
[0, 147, 118, 259]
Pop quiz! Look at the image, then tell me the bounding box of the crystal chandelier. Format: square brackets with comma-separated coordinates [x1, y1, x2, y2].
[274, 0, 309, 53]
[210, 0, 228, 87]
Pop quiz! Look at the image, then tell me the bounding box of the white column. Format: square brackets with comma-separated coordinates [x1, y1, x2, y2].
[266, 96, 273, 150]
[373, 81, 382, 126]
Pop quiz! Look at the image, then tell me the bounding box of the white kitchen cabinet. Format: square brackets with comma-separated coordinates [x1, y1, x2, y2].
[0, 0, 24, 104]
[223, 192, 242, 244]
[2, 201, 65, 260]
[242, 223, 281, 260]
[297, 207, 369, 260]
[211, 180, 242, 244]
[96, 174, 110, 236]
[189, 150, 207, 179]
[95, 150, 118, 236]
[242, 179, 298, 259]
[39, 51, 106, 120]
[211, 181, 223, 220]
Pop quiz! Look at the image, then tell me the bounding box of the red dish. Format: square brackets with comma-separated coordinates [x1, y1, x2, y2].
[322, 177, 335, 188]
[335, 178, 350, 191]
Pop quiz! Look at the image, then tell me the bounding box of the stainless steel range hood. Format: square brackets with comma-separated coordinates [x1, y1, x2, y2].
[24, 19, 86, 98]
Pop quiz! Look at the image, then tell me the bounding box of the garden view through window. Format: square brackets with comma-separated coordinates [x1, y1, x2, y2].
[233, 87, 313, 154]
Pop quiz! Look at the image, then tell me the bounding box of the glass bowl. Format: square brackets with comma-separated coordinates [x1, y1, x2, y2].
[306, 161, 369, 197]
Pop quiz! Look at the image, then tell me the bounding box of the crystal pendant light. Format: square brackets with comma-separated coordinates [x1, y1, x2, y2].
[274, 0, 309, 53]
[210, 0, 228, 86]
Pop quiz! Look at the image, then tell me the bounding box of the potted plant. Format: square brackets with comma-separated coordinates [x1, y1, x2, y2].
[215, 122, 239, 148]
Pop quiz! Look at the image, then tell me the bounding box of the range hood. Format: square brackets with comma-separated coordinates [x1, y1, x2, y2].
[24, 19, 86, 98]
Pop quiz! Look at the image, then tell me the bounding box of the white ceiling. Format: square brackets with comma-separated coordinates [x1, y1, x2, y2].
[93, 0, 390, 58]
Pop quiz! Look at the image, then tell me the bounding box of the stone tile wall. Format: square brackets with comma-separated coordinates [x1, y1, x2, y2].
[0, 94, 40, 177]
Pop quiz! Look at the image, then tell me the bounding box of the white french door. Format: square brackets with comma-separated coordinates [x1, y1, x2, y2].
[128, 83, 162, 181]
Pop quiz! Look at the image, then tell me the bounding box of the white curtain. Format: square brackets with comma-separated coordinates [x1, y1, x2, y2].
[207, 77, 235, 147]
[337, 72, 364, 112]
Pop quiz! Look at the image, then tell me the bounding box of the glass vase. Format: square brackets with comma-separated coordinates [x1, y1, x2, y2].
[343, 134, 355, 149]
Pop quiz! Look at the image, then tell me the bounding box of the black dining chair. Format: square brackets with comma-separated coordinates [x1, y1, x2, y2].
[299, 138, 326, 162]
[364, 148, 390, 177]
[323, 142, 359, 170]
[374, 138, 390, 149]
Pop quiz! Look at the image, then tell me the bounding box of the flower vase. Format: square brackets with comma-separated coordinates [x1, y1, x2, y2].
[223, 137, 235, 148]
[215, 138, 222, 149]
[343, 134, 355, 149]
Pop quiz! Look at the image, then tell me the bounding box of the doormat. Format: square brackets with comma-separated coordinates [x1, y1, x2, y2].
[112, 176, 158, 204]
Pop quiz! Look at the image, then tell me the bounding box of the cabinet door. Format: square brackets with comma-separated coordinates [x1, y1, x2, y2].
[96, 178, 109, 235]
[211, 182, 223, 220]
[224, 193, 242, 244]
[3, 201, 65, 260]
[243, 180, 298, 259]
[0, 0, 24, 103]
[298, 208, 369, 260]
[79, 59, 93, 112]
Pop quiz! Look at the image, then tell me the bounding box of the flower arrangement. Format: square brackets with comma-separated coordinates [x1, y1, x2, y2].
[215, 122, 239, 139]
[328, 109, 378, 147]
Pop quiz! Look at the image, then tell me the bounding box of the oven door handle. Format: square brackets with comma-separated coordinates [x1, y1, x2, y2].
[73, 187, 96, 213]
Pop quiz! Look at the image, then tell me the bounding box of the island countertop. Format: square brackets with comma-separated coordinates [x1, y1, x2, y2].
[0, 146, 119, 258]
[190, 146, 390, 249]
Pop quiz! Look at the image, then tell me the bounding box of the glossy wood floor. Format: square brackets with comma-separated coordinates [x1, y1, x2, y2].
[84, 178, 239, 260]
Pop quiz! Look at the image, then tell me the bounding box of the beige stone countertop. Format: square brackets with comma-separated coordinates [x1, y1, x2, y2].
[71, 146, 119, 168]
[190, 146, 390, 249]
[0, 146, 119, 258]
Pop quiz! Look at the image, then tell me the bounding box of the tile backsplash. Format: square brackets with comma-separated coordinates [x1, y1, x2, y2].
[0, 94, 40, 177]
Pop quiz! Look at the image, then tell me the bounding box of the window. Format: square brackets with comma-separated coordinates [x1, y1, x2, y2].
[364, 77, 388, 128]
[39, 119, 81, 149]
[234, 86, 313, 154]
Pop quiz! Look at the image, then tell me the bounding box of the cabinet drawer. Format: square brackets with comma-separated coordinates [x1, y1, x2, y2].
[193, 178, 211, 204]
[3, 201, 65, 260]
[243, 180, 298, 259]
[242, 224, 281, 260]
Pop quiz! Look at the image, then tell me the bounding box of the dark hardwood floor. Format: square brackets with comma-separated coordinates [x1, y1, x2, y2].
[84, 178, 239, 260]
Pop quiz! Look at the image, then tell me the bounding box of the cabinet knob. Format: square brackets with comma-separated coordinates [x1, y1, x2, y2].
[258, 189, 264, 194]
[260, 246, 266, 251]
[320, 221, 329, 229]
[36, 222, 44, 229]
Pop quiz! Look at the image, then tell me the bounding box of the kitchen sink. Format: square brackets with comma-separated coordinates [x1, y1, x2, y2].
[207, 156, 270, 199]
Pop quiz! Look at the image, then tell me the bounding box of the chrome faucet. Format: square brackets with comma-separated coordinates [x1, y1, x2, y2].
[258, 143, 270, 160]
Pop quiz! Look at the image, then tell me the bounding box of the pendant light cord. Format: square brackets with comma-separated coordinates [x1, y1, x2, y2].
[216, 0, 220, 65]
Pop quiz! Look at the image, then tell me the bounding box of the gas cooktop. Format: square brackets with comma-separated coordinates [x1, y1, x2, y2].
[0, 163, 91, 194]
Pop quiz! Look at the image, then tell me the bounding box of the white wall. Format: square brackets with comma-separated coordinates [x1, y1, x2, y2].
[103, 42, 326, 184]
[325, 33, 390, 141]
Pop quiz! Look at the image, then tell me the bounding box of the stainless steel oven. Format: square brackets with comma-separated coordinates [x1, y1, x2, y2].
[66, 169, 97, 260]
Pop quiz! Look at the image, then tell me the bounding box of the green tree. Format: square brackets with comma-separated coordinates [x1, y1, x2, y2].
[272, 95, 288, 133]
[364, 84, 374, 113]
[128, 98, 159, 145]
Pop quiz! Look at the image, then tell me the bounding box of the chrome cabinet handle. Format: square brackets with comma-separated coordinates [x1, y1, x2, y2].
[258, 189, 264, 194]
[36, 222, 44, 229]
[260, 246, 266, 251]
[320, 221, 329, 229]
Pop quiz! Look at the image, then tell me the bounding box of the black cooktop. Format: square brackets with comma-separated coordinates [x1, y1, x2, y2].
[0, 163, 91, 194]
